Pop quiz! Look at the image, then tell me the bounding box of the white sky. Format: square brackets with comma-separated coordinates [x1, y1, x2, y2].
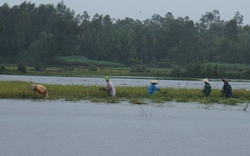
[1, 0, 250, 25]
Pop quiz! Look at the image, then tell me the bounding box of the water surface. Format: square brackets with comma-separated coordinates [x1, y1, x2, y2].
[1, 74, 250, 90]
[0, 99, 249, 156]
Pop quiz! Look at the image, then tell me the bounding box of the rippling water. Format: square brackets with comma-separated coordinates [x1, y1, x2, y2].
[0, 99, 249, 156]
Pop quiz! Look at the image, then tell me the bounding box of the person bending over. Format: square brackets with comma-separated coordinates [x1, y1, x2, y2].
[147, 80, 160, 95]
[221, 78, 233, 98]
[30, 84, 49, 98]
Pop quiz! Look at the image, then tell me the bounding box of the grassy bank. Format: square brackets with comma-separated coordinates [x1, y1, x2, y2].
[1, 64, 173, 78]
[2, 61, 250, 79]
[1, 81, 250, 105]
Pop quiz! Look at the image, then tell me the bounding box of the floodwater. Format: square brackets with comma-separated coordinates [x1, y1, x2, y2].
[0, 99, 249, 156]
[1, 74, 250, 90]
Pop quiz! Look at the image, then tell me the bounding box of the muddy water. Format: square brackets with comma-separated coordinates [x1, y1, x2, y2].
[0, 99, 249, 156]
[1, 74, 250, 90]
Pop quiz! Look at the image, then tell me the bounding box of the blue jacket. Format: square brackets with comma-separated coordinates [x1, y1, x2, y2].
[147, 84, 159, 95]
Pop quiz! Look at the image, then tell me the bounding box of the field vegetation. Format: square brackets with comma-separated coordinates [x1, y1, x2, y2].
[0, 62, 173, 78]
[1, 56, 250, 79]
[1, 81, 250, 105]
[3, 61, 250, 80]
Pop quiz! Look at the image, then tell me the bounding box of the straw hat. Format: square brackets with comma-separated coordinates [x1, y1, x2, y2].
[30, 84, 37, 90]
[221, 78, 228, 82]
[150, 80, 158, 84]
[202, 78, 209, 83]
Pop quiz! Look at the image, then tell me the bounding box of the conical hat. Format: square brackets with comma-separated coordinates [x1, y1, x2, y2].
[30, 84, 37, 90]
[202, 78, 209, 83]
[221, 78, 228, 82]
[150, 80, 158, 84]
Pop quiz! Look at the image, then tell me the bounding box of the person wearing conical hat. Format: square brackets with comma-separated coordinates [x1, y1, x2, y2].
[30, 84, 49, 98]
[221, 78, 233, 98]
[201, 78, 211, 97]
[147, 80, 160, 95]
[104, 76, 116, 96]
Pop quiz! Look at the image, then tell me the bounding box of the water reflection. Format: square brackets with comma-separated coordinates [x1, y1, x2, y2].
[0, 74, 249, 90]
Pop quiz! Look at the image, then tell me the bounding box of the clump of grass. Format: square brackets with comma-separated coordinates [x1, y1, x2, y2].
[106, 98, 120, 103]
[129, 99, 146, 104]
[91, 98, 105, 103]
[200, 97, 220, 104]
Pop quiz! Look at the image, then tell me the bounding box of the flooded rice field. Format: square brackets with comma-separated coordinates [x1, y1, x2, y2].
[1, 75, 250, 155]
[0, 99, 249, 156]
[1, 74, 250, 90]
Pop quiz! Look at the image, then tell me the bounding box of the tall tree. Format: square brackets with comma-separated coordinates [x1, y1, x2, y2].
[29, 32, 56, 70]
[51, 1, 79, 56]
[234, 11, 244, 25]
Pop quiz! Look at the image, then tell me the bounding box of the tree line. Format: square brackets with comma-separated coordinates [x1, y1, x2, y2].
[0, 1, 250, 70]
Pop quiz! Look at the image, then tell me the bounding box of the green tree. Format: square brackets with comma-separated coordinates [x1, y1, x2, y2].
[29, 32, 56, 70]
[0, 22, 4, 33]
[221, 19, 239, 63]
[51, 1, 80, 56]
[1, 1, 250, 68]
[0, 3, 17, 59]
[238, 25, 250, 64]
[234, 11, 244, 25]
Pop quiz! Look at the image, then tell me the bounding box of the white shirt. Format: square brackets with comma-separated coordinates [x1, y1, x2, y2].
[106, 80, 116, 96]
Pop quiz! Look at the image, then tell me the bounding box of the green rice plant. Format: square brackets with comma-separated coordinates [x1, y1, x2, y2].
[1, 81, 250, 105]
[233, 89, 250, 99]
[0, 81, 33, 99]
[202, 97, 220, 104]
[116, 86, 147, 99]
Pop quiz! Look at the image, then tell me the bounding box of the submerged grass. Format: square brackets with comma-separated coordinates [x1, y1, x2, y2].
[1, 81, 250, 105]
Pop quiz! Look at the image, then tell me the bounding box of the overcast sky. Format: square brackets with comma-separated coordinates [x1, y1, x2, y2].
[2, 0, 250, 25]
